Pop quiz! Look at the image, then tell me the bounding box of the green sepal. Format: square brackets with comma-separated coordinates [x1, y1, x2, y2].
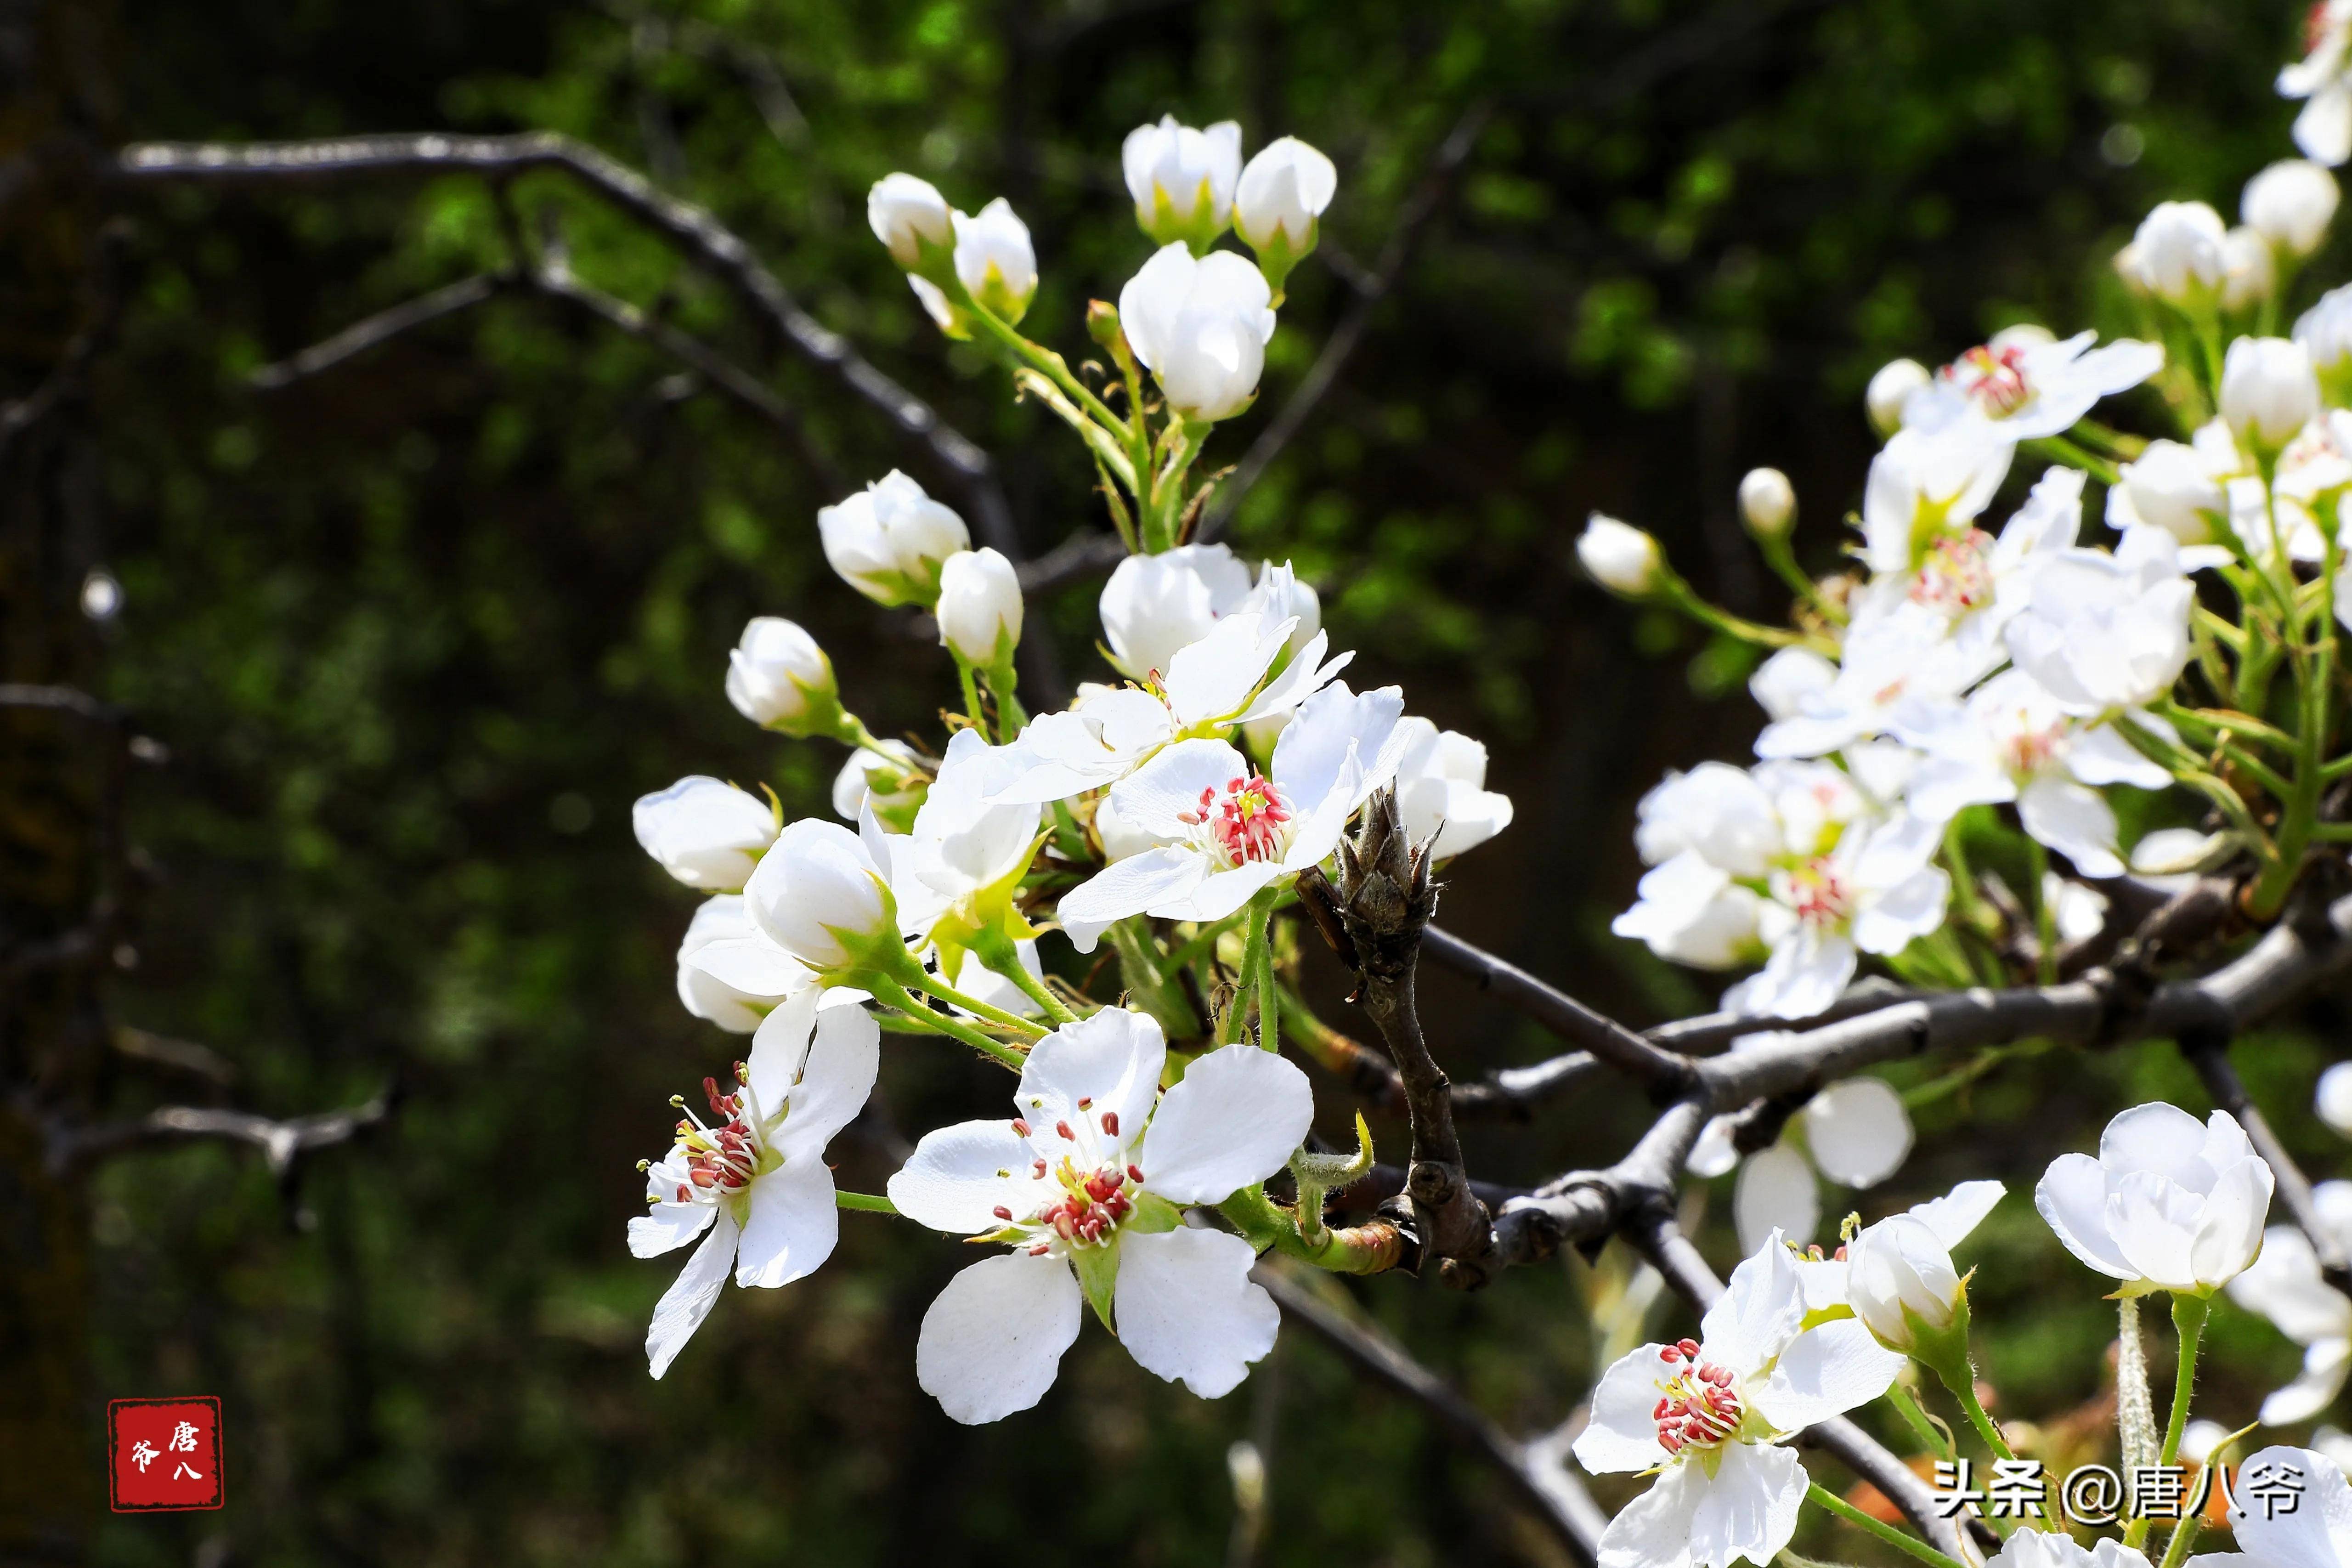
[1071, 1240, 1120, 1331]
[1125, 1192, 1185, 1235]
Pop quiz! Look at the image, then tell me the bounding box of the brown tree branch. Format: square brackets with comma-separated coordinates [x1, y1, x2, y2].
[1421, 923, 1699, 1095]
[249, 272, 508, 389]
[51, 1085, 395, 1180]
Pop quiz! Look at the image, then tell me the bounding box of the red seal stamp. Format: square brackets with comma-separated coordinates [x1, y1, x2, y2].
[108, 1397, 223, 1512]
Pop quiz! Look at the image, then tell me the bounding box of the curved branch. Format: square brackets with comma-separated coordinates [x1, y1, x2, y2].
[1421, 924, 1699, 1095]
[53, 1086, 395, 1180]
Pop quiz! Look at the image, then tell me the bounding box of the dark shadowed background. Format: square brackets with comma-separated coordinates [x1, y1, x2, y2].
[6, 0, 2347, 1562]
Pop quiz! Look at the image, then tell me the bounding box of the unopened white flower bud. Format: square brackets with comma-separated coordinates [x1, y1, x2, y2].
[1122, 116, 1242, 251]
[1117, 243, 1278, 421]
[633, 776, 778, 891]
[744, 819, 897, 972]
[1847, 1213, 1967, 1356]
[1577, 514, 1663, 598]
[2297, 284, 2352, 403]
[2126, 201, 2229, 305]
[1737, 467, 1796, 540]
[866, 173, 955, 272]
[725, 617, 840, 736]
[2109, 439, 2228, 545]
[819, 470, 971, 609]
[2222, 336, 2321, 453]
[2319, 1060, 2352, 1137]
[1234, 136, 1338, 287]
[1866, 358, 1929, 438]
[2244, 158, 2341, 257]
[2222, 226, 2278, 311]
[936, 548, 1023, 668]
[952, 198, 1037, 324]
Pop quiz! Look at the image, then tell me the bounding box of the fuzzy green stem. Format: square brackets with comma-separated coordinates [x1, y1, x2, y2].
[956, 656, 989, 737]
[1883, 1380, 1955, 1462]
[836, 1190, 899, 1214]
[2126, 1294, 2210, 1549]
[1805, 1483, 1964, 1568]
[907, 970, 1050, 1039]
[1227, 892, 1275, 1046]
[1935, 1363, 2015, 1461]
[866, 975, 1028, 1069]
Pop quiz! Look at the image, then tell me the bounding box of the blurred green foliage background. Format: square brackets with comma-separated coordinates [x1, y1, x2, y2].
[70, 0, 2352, 1562]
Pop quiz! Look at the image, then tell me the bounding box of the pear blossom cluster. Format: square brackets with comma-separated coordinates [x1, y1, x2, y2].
[604, 29, 2352, 1568]
[623, 116, 1515, 1421]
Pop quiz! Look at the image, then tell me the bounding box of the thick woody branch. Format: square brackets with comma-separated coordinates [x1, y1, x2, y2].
[1325, 792, 1496, 1286]
[1251, 1261, 1602, 1564]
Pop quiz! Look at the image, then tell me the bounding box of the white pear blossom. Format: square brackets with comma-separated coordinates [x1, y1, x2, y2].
[2224, 337, 2324, 453]
[1753, 607, 1981, 759]
[1901, 330, 2163, 446]
[676, 894, 815, 1034]
[1899, 668, 2173, 878]
[1390, 717, 1513, 859]
[2107, 425, 2236, 549]
[952, 198, 1038, 323]
[1723, 813, 1948, 1020]
[866, 173, 954, 269]
[1990, 1532, 2153, 1568]
[1118, 243, 1278, 421]
[2227, 1183, 2352, 1424]
[2004, 526, 2196, 716]
[1856, 426, 2014, 580]
[2226, 225, 2282, 310]
[725, 617, 837, 734]
[633, 776, 778, 891]
[818, 471, 972, 609]
[743, 817, 900, 972]
[1122, 116, 1243, 248]
[832, 739, 927, 830]
[1234, 136, 1338, 262]
[936, 547, 1023, 668]
[1737, 467, 1796, 539]
[1787, 1180, 2007, 1314]
[2186, 1444, 2352, 1568]
[2247, 159, 2342, 255]
[1749, 647, 1837, 724]
[888, 1007, 1313, 1422]
[1570, 1234, 1904, 1568]
[1055, 682, 1405, 949]
[874, 728, 1042, 974]
[2036, 1101, 2275, 1296]
[2283, 2, 2352, 165]
[630, 989, 880, 1376]
[1866, 358, 1931, 439]
[984, 610, 1351, 806]
[1097, 543, 1320, 682]
[2121, 201, 2230, 303]
[1578, 514, 1664, 596]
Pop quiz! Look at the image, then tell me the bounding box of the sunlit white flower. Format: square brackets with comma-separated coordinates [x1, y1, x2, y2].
[1856, 427, 2014, 581]
[743, 817, 900, 973]
[937, 547, 1024, 668]
[1902, 330, 2163, 446]
[1390, 717, 1513, 859]
[2185, 1443, 2352, 1568]
[2036, 1101, 2274, 1296]
[1689, 1070, 1918, 1251]
[832, 740, 927, 832]
[1851, 463, 2083, 681]
[2004, 526, 2196, 716]
[1571, 1234, 1904, 1568]
[2223, 337, 2323, 454]
[1898, 668, 2171, 878]
[676, 894, 815, 1034]
[634, 776, 778, 892]
[2107, 423, 2237, 550]
[1737, 467, 1796, 540]
[1055, 682, 1405, 949]
[725, 617, 838, 736]
[1118, 243, 1278, 421]
[1867, 358, 1930, 440]
[874, 728, 1042, 980]
[2282, 2, 2352, 165]
[1578, 514, 1664, 597]
[1724, 814, 1948, 1020]
[1988, 1528, 2152, 1568]
[953, 198, 1038, 323]
[2246, 159, 2342, 256]
[867, 172, 954, 270]
[1753, 609, 1981, 759]
[889, 1008, 1313, 1422]
[1097, 543, 1320, 682]
[1786, 1180, 2007, 1314]
[2224, 226, 2280, 311]
[1122, 116, 1243, 249]
[1749, 648, 1837, 724]
[1234, 136, 1338, 277]
[2321, 1061, 2352, 1136]
[2120, 202, 2229, 304]
[819, 471, 972, 609]
[630, 990, 879, 1376]
[2226, 1182, 2352, 1424]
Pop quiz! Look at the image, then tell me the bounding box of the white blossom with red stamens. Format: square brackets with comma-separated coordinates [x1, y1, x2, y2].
[887, 1008, 1315, 1423]
[628, 989, 880, 1378]
[1053, 680, 1407, 951]
[1571, 1232, 1904, 1568]
[1900, 329, 2163, 449]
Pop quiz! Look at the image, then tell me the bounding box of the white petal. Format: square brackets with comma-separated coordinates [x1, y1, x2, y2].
[1688, 1441, 1808, 1568]
[1114, 1228, 1279, 1398]
[1056, 845, 1209, 930]
[735, 1162, 839, 1288]
[1802, 1078, 1915, 1188]
[916, 1252, 1085, 1424]
[2189, 1156, 2275, 1287]
[888, 1119, 1037, 1234]
[2036, 1152, 2136, 1279]
[1754, 1318, 1905, 1431]
[1735, 1146, 1820, 1254]
[2103, 1101, 2220, 1188]
[2262, 1341, 2352, 1426]
[2106, 1171, 2205, 1291]
[628, 1199, 717, 1258]
[646, 1206, 740, 1379]
[1138, 1044, 1316, 1204]
[2227, 1445, 2352, 1568]
[1572, 1344, 1678, 1474]
[2018, 776, 2125, 879]
[1703, 1228, 1811, 1375]
[1911, 1180, 2006, 1249]
[776, 1000, 882, 1158]
[1015, 1006, 1169, 1156]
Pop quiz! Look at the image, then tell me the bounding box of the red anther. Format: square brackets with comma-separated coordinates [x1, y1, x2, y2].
[1660, 1432, 1684, 1454]
[1077, 1097, 1093, 1110]
[1128, 1164, 1145, 1183]
[675, 1183, 690, 1203]
[1055, 1120, 1075, 1141]
[1659, 1346, 1683, 1363]
[690, 1170, 716, 1188]
[1833, 1245, 1849, 1262]
[1011, 1119, 1031, 1138]
[1677, 1338, 1700, 1357]
[1100, 1110, 1119, 1137]
[1653, 1398, 1672, 1421]
[1028, 1242, 1051, 1257]
[1033, 1160, 1048, 1178]
[992, 1206, 1013, 1221]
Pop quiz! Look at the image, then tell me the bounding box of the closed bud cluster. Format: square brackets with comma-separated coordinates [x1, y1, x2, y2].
[819, 471, 971, 610]
[1123, 116, 1242, 252]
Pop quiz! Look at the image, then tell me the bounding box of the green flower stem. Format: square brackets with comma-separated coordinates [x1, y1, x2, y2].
[954, 287, 1132, 443]
[2126, 1294, 2211, 1550]
[1218, 1184, 1402, 1274]
[1935, 1363, 2015, 1462]
[866, 976, 1029, 1069]
[1805, 1483, 1964, 1568]
[2021, 434, 2121, 486]
[1660, 573, 1829, 652]
[2156, 1512, 2205, 1568]
[1255, 898, 1281, 1058]
[981, 659, 1027, 735]
[955, 656, 989, 737]
[1883, 1380, 1955, 1462]
[906, 971, 1049, 1040]
[1000, 958, 1079, 1026]
[2249, 510, 2338, 921]
[835, 1190, 899, 1214]
[1229, 888, 1280, 1048]
[1754, 532, 1845, 623]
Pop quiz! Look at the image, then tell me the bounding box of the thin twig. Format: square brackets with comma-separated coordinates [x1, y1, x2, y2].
[249, 272, 508, 389]
[2182, 1030, 2352, 1295]
[53, 1086, 395, 1180]
[1421, 924, 1699, 1096]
